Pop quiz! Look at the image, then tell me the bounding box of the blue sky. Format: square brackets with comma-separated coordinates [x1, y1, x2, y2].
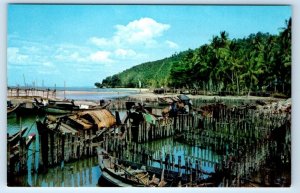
[7, 4, 291, 87]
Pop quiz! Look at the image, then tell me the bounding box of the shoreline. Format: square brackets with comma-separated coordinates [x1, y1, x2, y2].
[6, 89, 286, 107]
[6, 87, 288, 102]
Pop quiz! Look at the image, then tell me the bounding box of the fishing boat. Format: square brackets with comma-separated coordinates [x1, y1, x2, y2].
[17, 101, 38, 115]
[7, 101, 20, 116]
[7, 127, 36, 164]
[34, 98, 76, 114]
[7, 127, 28, 146]
[97, 146, 218, 187]
[33, 98, 110, 115]
[97, 147, 167, 187]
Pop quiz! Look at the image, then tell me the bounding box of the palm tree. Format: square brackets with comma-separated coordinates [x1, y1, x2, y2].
[278, 18, 291, 94]
[240, 45, 264, 95]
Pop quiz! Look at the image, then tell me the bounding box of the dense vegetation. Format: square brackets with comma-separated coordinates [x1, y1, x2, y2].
[95, 18, 291, 96]
[95, 54, 184, 88]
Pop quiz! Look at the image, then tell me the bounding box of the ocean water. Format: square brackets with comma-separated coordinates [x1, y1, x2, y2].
[8, 86, 141, 100]
[8, 86, 141, 92]
[57, 90, 138, 100]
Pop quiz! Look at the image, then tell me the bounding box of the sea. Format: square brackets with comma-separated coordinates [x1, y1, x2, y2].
[8, 86, 142, 101]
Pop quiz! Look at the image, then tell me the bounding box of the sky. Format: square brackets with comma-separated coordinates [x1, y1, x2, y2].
[7, 4, 291, 87]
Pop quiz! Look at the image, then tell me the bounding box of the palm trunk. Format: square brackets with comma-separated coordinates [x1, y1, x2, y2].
[248, 77, 252, 96]
[236, 72, 240, 95]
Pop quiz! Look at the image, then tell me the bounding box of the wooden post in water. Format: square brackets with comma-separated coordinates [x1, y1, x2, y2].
[32, 136, 36, 173]
[142, 122, 145, 142]
[89, 129, 93, 155]
[84, 130, 87, 156]
[105, 133, 108, 153]
[114, 126, 118, 151]
[19, 136, 27, 173]
[7, 133, 12, 174]
[64, 81, 66, 99]
[73, 135, 77, 159]
[138, 124, 141, 143]
[69, 134, 73, 161]
[61, 133, 65, 166]
[51, 132, 55, 166]
[64, 134, 68, 162]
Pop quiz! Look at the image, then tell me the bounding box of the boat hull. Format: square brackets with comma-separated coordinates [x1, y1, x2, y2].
[44, 107, 73, 115]
[38, 103, 110, 115]
[100, 169, 134, 187]
[98, 148, 147, 187]
[7, 103, 20, 116]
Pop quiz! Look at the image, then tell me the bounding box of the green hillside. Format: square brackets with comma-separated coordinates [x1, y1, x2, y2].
[96, 51, 188, 88]
[95, 18, 291, 96]
[118, 52, 186, 88]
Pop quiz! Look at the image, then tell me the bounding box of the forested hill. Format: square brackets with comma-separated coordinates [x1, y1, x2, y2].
[95, 51, 186, 88]
[95, 18, 291, 96]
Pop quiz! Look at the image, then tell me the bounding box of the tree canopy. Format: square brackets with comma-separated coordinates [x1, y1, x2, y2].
[95, 18, 291, 96]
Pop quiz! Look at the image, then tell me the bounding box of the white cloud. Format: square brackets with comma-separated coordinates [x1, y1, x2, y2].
[114, 49, 136, 57]
[89, 37, 111, 47]
[37, 69, 59, 75]
[7, 47, 29, 64]
[165, 40, 179, 49]
[115, 17, 170, 45]
[90, 17, 170, 48]
[89, 51, 113, 63]
[22, 46, 40, 53]
[69, 52, 87, 62]
[42, 61, 54, 67]
[54, 44, 90, 63]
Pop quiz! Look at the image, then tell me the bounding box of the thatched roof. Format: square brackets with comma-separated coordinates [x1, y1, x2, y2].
[68, 109, 116, 130]
[59, 123, 79, 135]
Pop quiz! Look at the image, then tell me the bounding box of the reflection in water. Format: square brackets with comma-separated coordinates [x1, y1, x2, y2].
[7, 114, 40, 177]
[13, 156, 101, 187]
[8, 114, 101, 187]
[123, 137, 218, 174]
[7, 103, 291, 187]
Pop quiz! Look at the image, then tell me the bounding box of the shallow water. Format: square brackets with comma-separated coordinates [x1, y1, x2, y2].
[7, 95, 291, 187]
[7, 112, 219, 187]
[10, 156, 101, 187]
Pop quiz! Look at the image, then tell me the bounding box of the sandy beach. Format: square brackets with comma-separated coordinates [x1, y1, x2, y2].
[7, 88, 284, 107]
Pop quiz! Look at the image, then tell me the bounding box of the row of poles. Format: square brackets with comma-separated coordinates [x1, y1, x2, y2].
[8, 87, 57, 98]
